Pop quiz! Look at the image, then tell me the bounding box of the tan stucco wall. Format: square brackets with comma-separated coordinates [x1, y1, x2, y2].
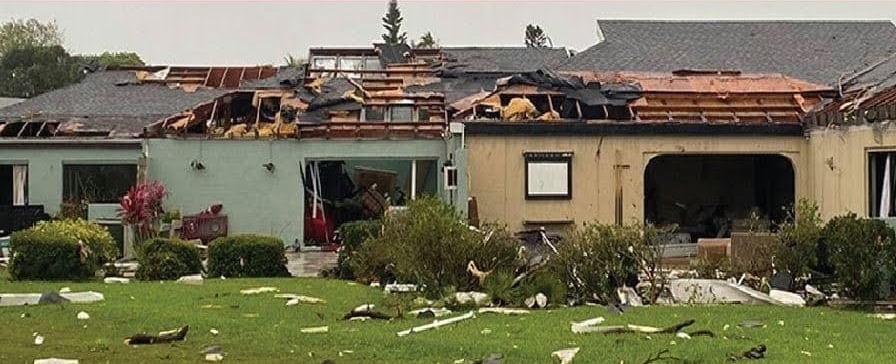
[467, 134, 808, 232]
[807, 125, 896, 219]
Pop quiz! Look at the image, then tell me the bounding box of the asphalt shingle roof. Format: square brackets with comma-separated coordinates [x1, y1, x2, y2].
[441, 46, 570, 73]
[0, 70, 226, 135]
[560, 20, 896, 85]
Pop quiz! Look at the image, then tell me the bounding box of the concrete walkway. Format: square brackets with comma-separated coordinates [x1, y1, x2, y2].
[285, 251, 338, 277]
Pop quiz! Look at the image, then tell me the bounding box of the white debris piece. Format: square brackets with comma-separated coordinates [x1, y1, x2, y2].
[240, 287, 278, 295]
[453, 292, 490, 306]
[536, 292, 548, 307]
[176, 275, 204, 285]
[34, 335, 44, 345]
[349, 316, 370, 322]
[204, 353, 224, 362]
[76, 311, 90, 320]
[0, 291, 104, 307]
[384, 283, 418, 293]
[552, 347, 580, 364]
[103, 277, 130, 284]
[397, 311, 476, 337]
[34, 359, 79, 364]
[869, 313, 896, 320]
[352, 304, 375, 312]
[675, 332, 691, 340]
[617, 286, 643, 307]
[571, 317, 605, 334]
[276, 294, 325, 305]
[210, 328, 219, 335]
[59, 287, 71, 293]
[478, 307, 530, 315]
[300, 326, 329, 334]
[769, 289, 806, 306]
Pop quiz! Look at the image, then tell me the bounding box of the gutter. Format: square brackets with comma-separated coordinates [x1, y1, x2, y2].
[0, 138, 142, 148]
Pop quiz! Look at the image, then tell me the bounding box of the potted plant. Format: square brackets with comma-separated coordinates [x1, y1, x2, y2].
[119, 181, 167, 259]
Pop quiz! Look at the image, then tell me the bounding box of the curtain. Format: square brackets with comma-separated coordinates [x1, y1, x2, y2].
[880, 155, 892, 218]
[12, 165, 26, 206]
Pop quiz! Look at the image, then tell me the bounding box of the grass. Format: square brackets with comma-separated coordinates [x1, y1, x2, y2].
[0, 270, 894, 364]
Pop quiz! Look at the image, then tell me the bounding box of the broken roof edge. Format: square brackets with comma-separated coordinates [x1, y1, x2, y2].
[463, 121, 805, 136]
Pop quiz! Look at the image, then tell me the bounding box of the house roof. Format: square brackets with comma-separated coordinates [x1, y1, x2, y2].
[0, 97, 23, 109]
[0, 70, 227, 136]
[559, 20, 896, 85]
[440, 46, 570, 73]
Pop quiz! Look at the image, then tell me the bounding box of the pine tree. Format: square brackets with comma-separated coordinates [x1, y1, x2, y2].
[381, 0, 407, 45]
[525, 24, 551, 48]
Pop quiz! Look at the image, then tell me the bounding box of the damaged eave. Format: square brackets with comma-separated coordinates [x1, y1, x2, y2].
[463, 120, 805, 136]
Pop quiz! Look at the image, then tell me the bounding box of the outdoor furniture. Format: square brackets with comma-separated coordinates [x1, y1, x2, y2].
[180, 214, 228, 244]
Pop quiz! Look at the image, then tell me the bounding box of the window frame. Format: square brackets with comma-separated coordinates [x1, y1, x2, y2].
[524, 151, 573, 200]
[62, 163, 138, 204]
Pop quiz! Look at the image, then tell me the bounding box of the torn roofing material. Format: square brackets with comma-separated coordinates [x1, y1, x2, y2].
[0, 70, 227, 136]
[240, 66, 305, 89]
[440, 47, 570, 73]
[560, 20, 896, 86]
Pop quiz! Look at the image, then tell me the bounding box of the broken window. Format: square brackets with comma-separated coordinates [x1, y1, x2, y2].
[524, 152, 573, 200]
[0, 165, 27, 206]
[63, 164, 137, 204]
[364, 58, 382, 71]
[869, 151, 896, 217]
[338, 57, 364, 78]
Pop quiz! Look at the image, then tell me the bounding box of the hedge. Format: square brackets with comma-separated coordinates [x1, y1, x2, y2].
[207, 234, 290, 278]
[335, 220, 381, 279]
[9, 229, 95, 280]
[29, 219, 117, 265]
[136, 238, 202, 281]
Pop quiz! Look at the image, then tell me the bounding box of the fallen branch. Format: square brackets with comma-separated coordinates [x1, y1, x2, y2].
[124, 325, 189, 345]
[588, 319, 696, 335]
[397, 311, 475, 337]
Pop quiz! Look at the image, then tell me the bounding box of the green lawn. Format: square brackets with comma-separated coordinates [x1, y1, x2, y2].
[0, 270, 894, 363]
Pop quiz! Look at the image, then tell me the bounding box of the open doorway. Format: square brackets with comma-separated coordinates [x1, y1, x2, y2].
[302, 159, 439, 249]
[644, 154, 794, 243]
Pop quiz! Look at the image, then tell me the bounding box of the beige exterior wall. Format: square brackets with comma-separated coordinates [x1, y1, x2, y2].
[807, 125, 896, 219]
[467, 134, 808, 232]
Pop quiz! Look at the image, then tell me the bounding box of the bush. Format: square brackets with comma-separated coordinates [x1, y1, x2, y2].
[335, 220, 382, 279]
[774, 199, 823, 287]
[352, 197, 520, 298]
[824, 213, 896, 300]
[207, 234, 290, 278]
[8, 229, 95, 280]
[549, 222, 641, 303]
[29, 219, 117, 265]
[136, 238, 202, 280]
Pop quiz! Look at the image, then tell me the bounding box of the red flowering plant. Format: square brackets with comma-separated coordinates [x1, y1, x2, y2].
[119, 181, 167, 242]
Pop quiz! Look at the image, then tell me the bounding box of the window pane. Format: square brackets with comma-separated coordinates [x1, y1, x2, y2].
[63, 164, 137, 203]
[527, 162, 569, 197]
[388, 106, 414, 122]
[364, 58, 382, 70]
[364, 106, 385, 121]
[312, 57, 336, 69]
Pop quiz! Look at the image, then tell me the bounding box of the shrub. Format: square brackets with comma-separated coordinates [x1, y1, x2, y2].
[352, 197, 520, 298]
[335, 220, 382, 279]
[207, 234, 290, 278]
[774, 199, 823, 287]
[8, 229, 94, 280]
[29, 219, 117, 265]
[824, 213, 896, 300]
[549, 222, 641, 303]
[136, 238, 202, 280]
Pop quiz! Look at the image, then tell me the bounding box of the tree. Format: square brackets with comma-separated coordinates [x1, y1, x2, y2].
[413, 32, 438, 49]
[93, 51, 144, 67]
[525, 24, 552, 48]
[0, 18, 64, 57]
[381, 0, 407, 45]
[0, 45, 81, 98]
[283, 53, 305, 67]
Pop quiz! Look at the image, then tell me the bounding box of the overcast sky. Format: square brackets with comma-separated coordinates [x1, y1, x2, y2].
[1, 1, 895, 65]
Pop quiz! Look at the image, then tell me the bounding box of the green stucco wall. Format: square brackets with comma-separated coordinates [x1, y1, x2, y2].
[0, 141, 141, 215]
[145, 137, 465, 245]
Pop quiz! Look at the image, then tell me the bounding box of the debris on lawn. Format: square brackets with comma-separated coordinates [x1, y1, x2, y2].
[124, 325, 189, 345]
[727, 344, 767, 361]
[480, 328, 492, 335]
[738, 321, 766, 328]
[473, 353, 503, 364]
[800, 350, 812, 357]
[675, 332, 691, 340]
[524, 292, 548, 308]
[240, 287, 278, 295]
[210, 328, 219, 335]
[869, 313, 896, 320]
[275, 294, 325, 305]
[21, 312, 30, 318]
[769, 290, 805, 306]
[384, 283, 418, 293]
[201, 345, 223, 355]
[204, 353, 223, 362]
[577, 319, 712, 337]
[478, 307, 530, 315]
[33, 359, 79, 364]
[77, 311, 90, 320]
[669, 279, 781, 305]
[452, 292, 490, 306]
[551, 347, 579, 364]
[59, 287, 71, 293]
[176, 275, 204, 285]
[411, 307, 452, 318]
[617, 286, 643, 307]
[300, 326, 329, 334]
[103, 277, 130, 284]
[343, 304, 393, 320]
[0, 291, 104, 306]
[34, 334, 44, 345]
[397, 311, 476, 337]
[571, 317, 605, 334]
